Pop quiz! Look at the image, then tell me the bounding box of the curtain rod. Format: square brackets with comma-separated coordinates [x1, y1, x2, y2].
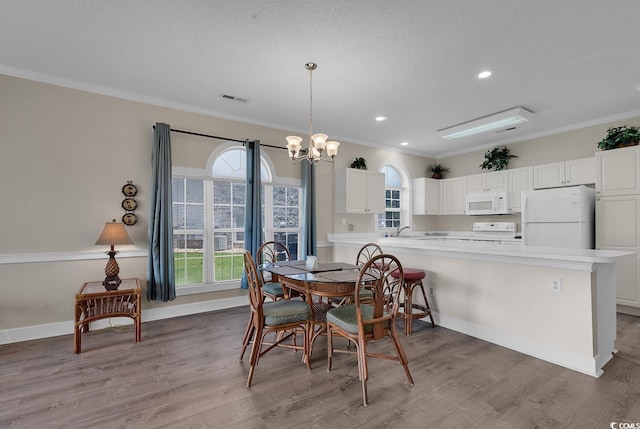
[153, 126, 287, 150]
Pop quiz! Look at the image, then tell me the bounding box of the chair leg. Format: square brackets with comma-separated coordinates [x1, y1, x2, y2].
[326, 324, 333, 372]
[404, 283, 412, 336]
[358, 337, 369, 406]
[246, 329, 265, 387]
[389, 321, 414, 386]
[304, 321, 312, 371]
[239, 313, 255, 360]
[417, 281, 435, 328]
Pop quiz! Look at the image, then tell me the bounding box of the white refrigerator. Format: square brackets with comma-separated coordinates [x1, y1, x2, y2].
[521, 186, 595, 248]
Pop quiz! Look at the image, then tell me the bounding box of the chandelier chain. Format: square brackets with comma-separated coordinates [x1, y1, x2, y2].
[309, 65, 313, 147]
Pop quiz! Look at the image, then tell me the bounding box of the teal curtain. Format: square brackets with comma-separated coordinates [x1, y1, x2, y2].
[301, 161, 317, 256]
[242, 140, 263, 289]
[147, 122, 175, 301]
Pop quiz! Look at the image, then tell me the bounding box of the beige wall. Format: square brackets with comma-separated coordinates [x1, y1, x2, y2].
[2, 71, 638, 332]
[438, 118, 640, 178]
[431, 115, 640, 232]
[0, 74, 434, 331]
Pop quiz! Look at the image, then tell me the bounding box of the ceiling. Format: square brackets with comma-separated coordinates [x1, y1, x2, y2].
[1, 0, 639, 158]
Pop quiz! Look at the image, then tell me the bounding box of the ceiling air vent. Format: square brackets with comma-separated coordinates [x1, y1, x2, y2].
[219, 93, 249, 103]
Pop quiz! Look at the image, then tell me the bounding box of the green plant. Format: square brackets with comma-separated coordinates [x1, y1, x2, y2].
[597, 126, 640, 150]
[426, 163, 450, 179]
[480, 146, 517, 171]
[350, 157, 367, 169]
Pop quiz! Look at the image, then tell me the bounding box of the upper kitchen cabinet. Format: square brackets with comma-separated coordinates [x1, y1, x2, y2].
[533, 157, 595, 189]
[412, 177, 441, 215]
[466, 171, 508, 194]
[441, 177, 466, 214]
[595, 145, 640, 196]
[335, 168, 385, 214]
[508, 166, 533, 212]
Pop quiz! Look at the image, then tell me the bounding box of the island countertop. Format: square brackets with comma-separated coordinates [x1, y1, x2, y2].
[327, 234, 633, 270]
[328, 233, 633, 377]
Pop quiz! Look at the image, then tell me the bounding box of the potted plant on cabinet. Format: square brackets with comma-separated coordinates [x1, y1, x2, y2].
[426, 163, 450, 179]
[480, 146, 517, 171]
[597, 126, 640, 150]
[350, 157, 367, 170]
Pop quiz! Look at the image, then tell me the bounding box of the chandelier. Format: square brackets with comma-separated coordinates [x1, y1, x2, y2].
[285, 62, 340, 164]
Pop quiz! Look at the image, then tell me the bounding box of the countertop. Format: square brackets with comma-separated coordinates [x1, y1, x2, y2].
[327, 233, 634, 268]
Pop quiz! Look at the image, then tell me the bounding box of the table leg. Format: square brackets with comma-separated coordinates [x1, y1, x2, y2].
[74, 304, 82, 354]
[135, 314, 141, 342]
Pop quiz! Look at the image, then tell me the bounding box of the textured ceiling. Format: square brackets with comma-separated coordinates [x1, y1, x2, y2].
[1, 0, 639, 158]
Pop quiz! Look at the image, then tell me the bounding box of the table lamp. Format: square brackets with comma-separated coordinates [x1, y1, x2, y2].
[95, 219, 133, 290]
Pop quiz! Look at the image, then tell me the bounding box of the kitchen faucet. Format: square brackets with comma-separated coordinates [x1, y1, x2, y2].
[396, 226, 410, 237]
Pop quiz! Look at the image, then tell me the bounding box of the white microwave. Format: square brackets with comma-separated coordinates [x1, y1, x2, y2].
[465, 191, 511, 215]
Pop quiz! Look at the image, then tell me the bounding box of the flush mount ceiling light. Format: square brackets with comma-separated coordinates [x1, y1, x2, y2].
[400, 142, 409, 146]
[437, 107, 533, 140]
[478, 70, 492, 79]
[285, 62, 339, 165]
[375, 116, 387, 122]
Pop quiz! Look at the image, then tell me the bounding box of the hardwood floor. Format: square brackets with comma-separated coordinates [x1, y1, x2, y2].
[2, 308, 640, 428]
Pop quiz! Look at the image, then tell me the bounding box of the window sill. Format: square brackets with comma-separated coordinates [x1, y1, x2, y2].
[176, 281, 242, 297]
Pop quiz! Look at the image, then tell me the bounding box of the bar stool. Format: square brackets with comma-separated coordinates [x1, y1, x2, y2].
[391, 268, 435, 335]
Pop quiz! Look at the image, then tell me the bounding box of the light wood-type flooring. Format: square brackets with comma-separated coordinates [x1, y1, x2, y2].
[2, 307, 640, 428]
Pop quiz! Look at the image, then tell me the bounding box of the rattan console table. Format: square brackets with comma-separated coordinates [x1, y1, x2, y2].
[74, 277, 141, 353]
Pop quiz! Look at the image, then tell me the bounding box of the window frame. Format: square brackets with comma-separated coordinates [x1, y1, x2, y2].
[377, 163, 411, 233]
[172, 146, 302, 296]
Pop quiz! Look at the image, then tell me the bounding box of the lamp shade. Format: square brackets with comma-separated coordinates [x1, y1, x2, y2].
[95, 219, 133, 246]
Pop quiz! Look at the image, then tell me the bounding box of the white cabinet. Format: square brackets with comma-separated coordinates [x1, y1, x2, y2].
[441, 177, 466, 214]
[595, 145, 640, 196]
[566, 157, 596, 186]
[466, 170, 508, 194]
[507, 166, 533, 212]
[596, 194, 640, 307]
[335, 168, 385, 214]
[412, 177, 441, 215]
[533, 157, 595, 189]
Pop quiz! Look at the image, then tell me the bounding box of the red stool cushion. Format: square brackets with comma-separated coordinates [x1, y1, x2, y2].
[390, 268, 426, 281]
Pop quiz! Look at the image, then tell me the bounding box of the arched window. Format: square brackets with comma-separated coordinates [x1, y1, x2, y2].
[377, 164, 410, 232]
[172, 145, 300, 292]
[211, 148, 271, 181]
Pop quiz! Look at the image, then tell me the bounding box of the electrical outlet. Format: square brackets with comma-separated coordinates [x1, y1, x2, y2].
[429, 287, 434, 296]
[550, 278, 562, 293]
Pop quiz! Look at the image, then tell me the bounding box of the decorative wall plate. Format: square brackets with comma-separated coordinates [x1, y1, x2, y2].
[122, 183, 138, 197]
[122, 198, 138, 211]
[122, 213, 137, 226]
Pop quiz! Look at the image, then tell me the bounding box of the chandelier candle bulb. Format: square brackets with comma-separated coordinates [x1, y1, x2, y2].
[326, 141, 340, 157]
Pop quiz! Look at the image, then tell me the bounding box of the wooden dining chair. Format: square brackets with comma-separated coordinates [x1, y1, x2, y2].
[240, 241, 291, 360]
[326, 253, 414, 406]
[331, 243, 382, 307]
[257, 241, 290, 301]
[356, 242, 383, 266]
[241, 251, 312, 387]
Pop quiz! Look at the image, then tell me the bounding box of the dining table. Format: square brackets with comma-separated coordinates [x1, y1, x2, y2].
[259, 260, 363, 359]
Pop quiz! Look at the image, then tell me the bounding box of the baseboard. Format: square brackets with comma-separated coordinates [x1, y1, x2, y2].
[0, 296, 247, 345]
[616, 304, 640, 317]
[424, 312, 604, 378]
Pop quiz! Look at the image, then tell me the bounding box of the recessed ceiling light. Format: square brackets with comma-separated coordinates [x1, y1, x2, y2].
[477, 70, 492, 79]
[400, 142, 409, 146]
[375, 116, 387, 122]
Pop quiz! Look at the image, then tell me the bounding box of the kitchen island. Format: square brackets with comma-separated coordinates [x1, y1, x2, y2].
[328, 234, 633, 377]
